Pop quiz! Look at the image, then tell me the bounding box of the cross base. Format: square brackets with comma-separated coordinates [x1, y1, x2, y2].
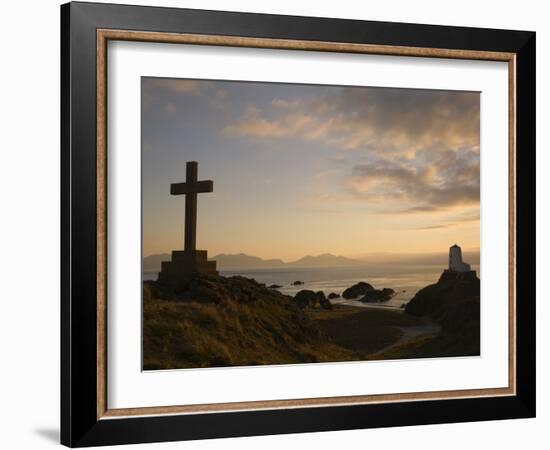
[158, 250, 218, 284]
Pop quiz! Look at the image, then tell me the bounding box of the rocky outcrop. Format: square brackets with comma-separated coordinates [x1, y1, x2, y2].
[317, 292, 333, 310]
[327, 292, 340, 299]
[341, 281, 395, 302]
[294, 290, 317, 308]
[342, 282, 374, 299]
[292, 280, 305, 286]
[294, 290, 332, 309]
[268, 284, 282, 289]
[359, 288, 395, 303]
[403, 270, 480, 357]
[438, 269, 478, 283]
[405, 271, 479, 318]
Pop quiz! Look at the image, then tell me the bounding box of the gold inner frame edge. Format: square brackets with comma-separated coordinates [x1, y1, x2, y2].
[96, 29, 517, 420]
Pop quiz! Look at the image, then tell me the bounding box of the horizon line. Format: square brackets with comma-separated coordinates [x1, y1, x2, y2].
[143, 248, 481, 262]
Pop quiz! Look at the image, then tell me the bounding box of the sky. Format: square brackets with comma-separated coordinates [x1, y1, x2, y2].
[142, 77, 480, 261]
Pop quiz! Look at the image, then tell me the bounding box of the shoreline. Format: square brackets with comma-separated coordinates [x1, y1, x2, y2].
[331, 298, 405, 311]
[143, 267, 433, 309]
[307, 304, 439, 360]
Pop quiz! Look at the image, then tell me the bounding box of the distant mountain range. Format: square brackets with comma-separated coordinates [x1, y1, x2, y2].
[143, 252, 363, 271]
[287, 254, 363, 268]
[142, 250, 480, 272]
[216, 253, 364, 269]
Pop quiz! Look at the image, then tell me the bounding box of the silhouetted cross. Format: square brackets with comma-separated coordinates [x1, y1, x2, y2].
[170, 161, 213, 252]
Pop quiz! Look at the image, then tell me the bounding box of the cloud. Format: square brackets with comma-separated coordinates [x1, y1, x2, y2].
[222, 85, 480, 217]
[223, 106, 316, 138]
[223, 86, 480, 157]
[416, 224, 453, 230]
[164, 102, 177, 113]
[143, 79, 480, 218]
[327, 87, 479, 153]
[271, 99, 303, 109]
[415, 212, 480, 230]
[144, 78, 206, 95]
[349, 148, 480, 213]
[143, 78, 231, 112]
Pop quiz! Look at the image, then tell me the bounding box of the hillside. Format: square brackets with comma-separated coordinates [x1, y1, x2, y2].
[286, 253, 362, 267]
[143, 253, 171, 271]
[141, 271, 470, 370]
[207, 253, 285, 269]
[143, 274, 354, 369]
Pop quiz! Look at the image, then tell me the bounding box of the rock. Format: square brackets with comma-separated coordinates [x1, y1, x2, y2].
[294, 290, 318, 308]
[400, 303, 406, 309]
[292, 280, 305, 286]
[342, 281, 374, 299]
[404, 271, 481, 357]
[268, 284, 282, 289]
[316, 291, 332, 310]
[294, 290, 332, 309]
[359, 288, 396, 303]
[438, 269, 478, 283]
[149, 273, 297, 307]
[327, 292, 340, 299]
[405, 271, 480, 318]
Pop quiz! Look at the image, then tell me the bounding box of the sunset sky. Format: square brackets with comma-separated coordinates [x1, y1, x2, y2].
[142, 78, 480, 260]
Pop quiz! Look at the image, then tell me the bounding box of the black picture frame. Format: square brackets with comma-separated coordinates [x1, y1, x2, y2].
[61, 2, 536, 447]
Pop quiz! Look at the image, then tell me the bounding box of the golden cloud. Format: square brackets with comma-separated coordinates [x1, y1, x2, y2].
[223, 86, 480, 157]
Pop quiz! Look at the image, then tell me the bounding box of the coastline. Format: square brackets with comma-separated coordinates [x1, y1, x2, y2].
[145, 263, 478, 309]
[142, 255, 480, 370]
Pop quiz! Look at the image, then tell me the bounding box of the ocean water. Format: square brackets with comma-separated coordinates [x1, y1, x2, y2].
[143, 264, 479, 310]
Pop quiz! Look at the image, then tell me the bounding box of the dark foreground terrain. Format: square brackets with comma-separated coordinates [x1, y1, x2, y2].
[143, 271, 480, 370]
[143, 275, 353, 370]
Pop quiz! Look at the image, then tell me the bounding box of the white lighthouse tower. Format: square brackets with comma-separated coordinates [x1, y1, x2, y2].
[448, 244, 471, 272]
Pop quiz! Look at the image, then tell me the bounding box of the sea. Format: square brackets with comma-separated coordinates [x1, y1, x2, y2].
[143, 264, 480, 310]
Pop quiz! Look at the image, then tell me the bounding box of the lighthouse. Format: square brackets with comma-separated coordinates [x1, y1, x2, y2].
[448, 244, 471, 272]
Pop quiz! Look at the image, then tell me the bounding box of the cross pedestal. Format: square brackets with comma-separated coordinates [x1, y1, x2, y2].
[158, 161, 217, 284]
[158, 250, 217, 283]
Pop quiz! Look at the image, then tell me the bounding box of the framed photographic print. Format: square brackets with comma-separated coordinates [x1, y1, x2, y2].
[61, 2, 536, 447]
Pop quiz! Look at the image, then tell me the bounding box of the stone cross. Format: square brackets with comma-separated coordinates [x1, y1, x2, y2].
[170, 161, 213, 252]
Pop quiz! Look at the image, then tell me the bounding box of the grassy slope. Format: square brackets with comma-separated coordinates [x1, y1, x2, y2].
[143, 277, 355, 369]
[142, 274, 464, 370]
